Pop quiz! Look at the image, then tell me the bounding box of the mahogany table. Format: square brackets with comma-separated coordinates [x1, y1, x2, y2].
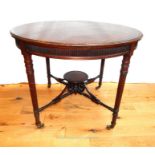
[10, 21, 143, 129]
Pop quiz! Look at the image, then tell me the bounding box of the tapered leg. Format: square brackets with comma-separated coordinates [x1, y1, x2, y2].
[107, 54, 131, 129]
[22, 52, 44, 128]
[46, 57, 51, 88]
[96, 59, 105, 89]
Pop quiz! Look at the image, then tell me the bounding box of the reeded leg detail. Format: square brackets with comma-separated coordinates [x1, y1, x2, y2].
[46, 58, 51, 88]
[21, 49, 44, 128]
[96, 59, 105, 89]
[107, 54, 131, 129]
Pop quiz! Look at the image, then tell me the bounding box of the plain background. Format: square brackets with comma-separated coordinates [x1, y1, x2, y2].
[0, 0, 155, 84]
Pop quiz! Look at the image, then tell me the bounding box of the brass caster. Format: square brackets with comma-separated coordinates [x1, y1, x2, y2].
[36, 122, 44, 129]
[106, 124, 115, 130]
[95, 85, 101, 90]
[47, 84, 51, 88]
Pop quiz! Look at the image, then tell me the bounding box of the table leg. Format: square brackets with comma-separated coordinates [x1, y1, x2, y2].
[22, 52, 44, 128]
[96, 59, 105, 89]
[107, 53, 131, 129]
[46, 57, 51, 88]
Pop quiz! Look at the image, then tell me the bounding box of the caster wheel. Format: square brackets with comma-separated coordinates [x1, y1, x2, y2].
[95, 85, 101, 90]
[36, 122, 44, 129]
[106, 124, 115, 130]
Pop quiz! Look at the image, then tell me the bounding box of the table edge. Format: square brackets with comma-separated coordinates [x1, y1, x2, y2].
[10, 31, 143, 49]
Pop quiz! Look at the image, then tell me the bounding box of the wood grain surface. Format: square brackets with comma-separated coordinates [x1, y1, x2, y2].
[10, 21, 142, 47]
[0, 83, 154, 146]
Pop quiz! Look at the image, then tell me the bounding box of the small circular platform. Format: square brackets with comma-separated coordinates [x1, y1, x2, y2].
[64, 71, 88, 83]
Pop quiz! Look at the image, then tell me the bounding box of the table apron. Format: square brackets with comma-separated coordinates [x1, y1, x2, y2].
[23, 44, 131, 59]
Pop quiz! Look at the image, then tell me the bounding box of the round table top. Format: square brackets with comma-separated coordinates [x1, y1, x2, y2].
[10, 21, 143, 48]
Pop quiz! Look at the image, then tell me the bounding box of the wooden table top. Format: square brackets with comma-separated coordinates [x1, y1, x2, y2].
[10, 21, 142, 48]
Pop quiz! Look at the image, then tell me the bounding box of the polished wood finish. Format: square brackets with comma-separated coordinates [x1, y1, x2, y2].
[96, 59, 105, 89]
[23, 44, 131, 60]
[20, 43, 44, 128]
[10, 21, 142, 128]
[64, 71, 88, 83]
[107, 44, 136, 128]
[10, 21, 142, 47]
[0, 83, 155, 146]
[11, 21, 142, 60]
[46, 58, 51, 88]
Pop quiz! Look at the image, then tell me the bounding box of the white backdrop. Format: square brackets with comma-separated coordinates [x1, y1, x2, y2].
[0, 0, 155, 84]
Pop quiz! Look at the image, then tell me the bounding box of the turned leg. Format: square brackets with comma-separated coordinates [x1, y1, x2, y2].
[107, 53, 131, 129]
[22, 51, 44, 128]
[96, 59, 105, 89]
[46, 57, 51, 88]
